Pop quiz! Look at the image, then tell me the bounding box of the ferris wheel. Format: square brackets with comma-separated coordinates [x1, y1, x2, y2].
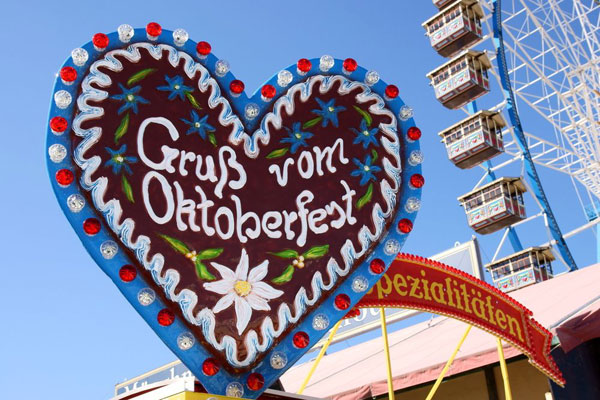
[422, 0, 600, 292]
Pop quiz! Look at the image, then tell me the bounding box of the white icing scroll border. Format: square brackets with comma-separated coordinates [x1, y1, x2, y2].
[72, 43, 401, 368]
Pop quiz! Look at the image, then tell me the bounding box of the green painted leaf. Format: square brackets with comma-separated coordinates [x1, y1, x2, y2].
[356, 183, 374, 210]
[208, 132, 217, 147]
[371, 149, 378, 163]
[114, 113, 130, 143]
[271, 265, 294, 284]
[302, 245, 329, 259]
[158, 234, 190, 255]
[127, 68, 157, 86]
[197, 248, 223, 260]
[121, 175, 134, 203]
[268, 249, 299, 259]
[302, 116, 323, 129]
[353, 105, 373, 126]
[186, 92, 202, 110]
[266, 148, 289, 159]
[196, 261, 216, 281]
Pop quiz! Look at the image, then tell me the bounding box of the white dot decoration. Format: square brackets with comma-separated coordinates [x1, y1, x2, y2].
[215, 60, 230, 77]
[408, 150, 424, 166]
[71, 48, 88, 66]
[365, 70, 380, 86]
[270, 352, 288, 369]
[118, 24, 134, 43]
[226, 382, 244, 398]
[399, 105, 414, 121]
[138, 288, 156, 306]
[352, 276, 369, 293]
[245, 103, 259, 120]
[173, 29, 189, 46]
[384, 239, 401, 256]
[319, 55, 334, 72]
[48, 144, 67, 163]
[312, 314, 330, 331]
[100, 240, 118, 259]
[66, 194, 85, 213]
[405, 197, 421, 213]
[177, 332, 195, 350]
[277, 70, 293, 87]
[54, 90, 72, 109]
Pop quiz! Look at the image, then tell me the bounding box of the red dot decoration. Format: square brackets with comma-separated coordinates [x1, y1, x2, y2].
[50, 117, 68, 133]
[293, 331, 310, 348]
[196, 41, 211, 56]
[230, 79, 245, 95]
[146, 22, 162, 37]
[407, 126, 422, 141]
[261, 84, 276, 99]
[157, 309, 175, 326]
[83, 218, 101, 235]
[247, 373, 265, 391]
[60, 67, 77, 83]
[55, 169, 74, 187]
[370, 258, 385, 274]
[385, 85, 399, 99]
[398, 218, 413, 234]
[92, 33, 109, 49]
[202, 358, 220, 376]
[119, 265, 137, 282]
[335, 294, 351, 310]
[297, 58, 312, 73]
[410, 174, 425, 189]
[343, 58, 357, 72]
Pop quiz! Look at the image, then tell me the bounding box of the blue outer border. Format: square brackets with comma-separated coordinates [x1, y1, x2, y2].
[45, 26, 423, 398]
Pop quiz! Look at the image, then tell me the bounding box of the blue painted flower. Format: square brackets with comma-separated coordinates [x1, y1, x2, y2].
[351, 119, 380, 149]
[351, 155, 382, 186]
[157, 75, 194, 101]
[111, 84, 150, 114]
[104, 144, 138, 175]
[311, 98, 346, 128]
[281, 122, 314, 153]
[181, 110, 216, 140]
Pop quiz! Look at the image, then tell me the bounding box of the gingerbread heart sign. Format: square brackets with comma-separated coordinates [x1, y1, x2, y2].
[46, 23, 423, 398]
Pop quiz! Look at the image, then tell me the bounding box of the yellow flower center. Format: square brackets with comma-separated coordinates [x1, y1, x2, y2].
[174, 84, 180, 90]
[328, 106, 335, 112]
[126, 94, 135, 102]
[295, 133, 302, 139]
[195, 122, 201, 128]
[114, 155, 124, 163]
[234, 280, 252, 297]
[363, 130, 370, 136]
[364, 166, 370, 171]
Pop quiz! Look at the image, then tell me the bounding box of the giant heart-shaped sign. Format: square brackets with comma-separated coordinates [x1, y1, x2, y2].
[46, 24, 423, 398]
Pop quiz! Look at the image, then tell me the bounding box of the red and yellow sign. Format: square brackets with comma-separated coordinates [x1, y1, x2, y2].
[354, 254, 564, 385]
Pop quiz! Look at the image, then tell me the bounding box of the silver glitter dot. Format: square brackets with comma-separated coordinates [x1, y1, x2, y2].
[384, 239, 401, 255]
[177, 332, 195, 350]
[138, 288, 156, 306]
[312, 314, 330, 331]
[408, 150, 424, 166]
[277, 70, 293, 87]
[173, 29, 189, 46]
[352, 276, 369, 293]
[67, 194, 86, 213]
[118, 24, 134, 43]
[319, 55, 334, 72]
[100, 240, 118, 259]
[226, 382, 244, 398]
[399, 105, 414, 121]
[54, 90, 72, 109]
[365, 70, 380, 86]
[405, 197, 421, 213]
[71, 48, 88, 66]
[245, 103, 259, 120]
[215, 60, 230, 77]
[48, 144, 67, 163]
[270, 352, 288, 369]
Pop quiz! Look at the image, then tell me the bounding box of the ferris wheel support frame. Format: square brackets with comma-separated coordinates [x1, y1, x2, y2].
[491, 0, 578, 270]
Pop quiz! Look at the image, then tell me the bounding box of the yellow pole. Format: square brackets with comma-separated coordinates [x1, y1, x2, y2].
[380, 308, 395, 400]
[425, 325, 472, 400]
[497, 338, 513, 400]
[297, 320, 342, 394]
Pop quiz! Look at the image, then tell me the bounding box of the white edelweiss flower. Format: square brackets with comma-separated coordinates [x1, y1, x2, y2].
[203, 249, 284, 335]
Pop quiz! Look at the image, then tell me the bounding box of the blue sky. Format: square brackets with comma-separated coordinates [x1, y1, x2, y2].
[0, 1, 596, 399]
